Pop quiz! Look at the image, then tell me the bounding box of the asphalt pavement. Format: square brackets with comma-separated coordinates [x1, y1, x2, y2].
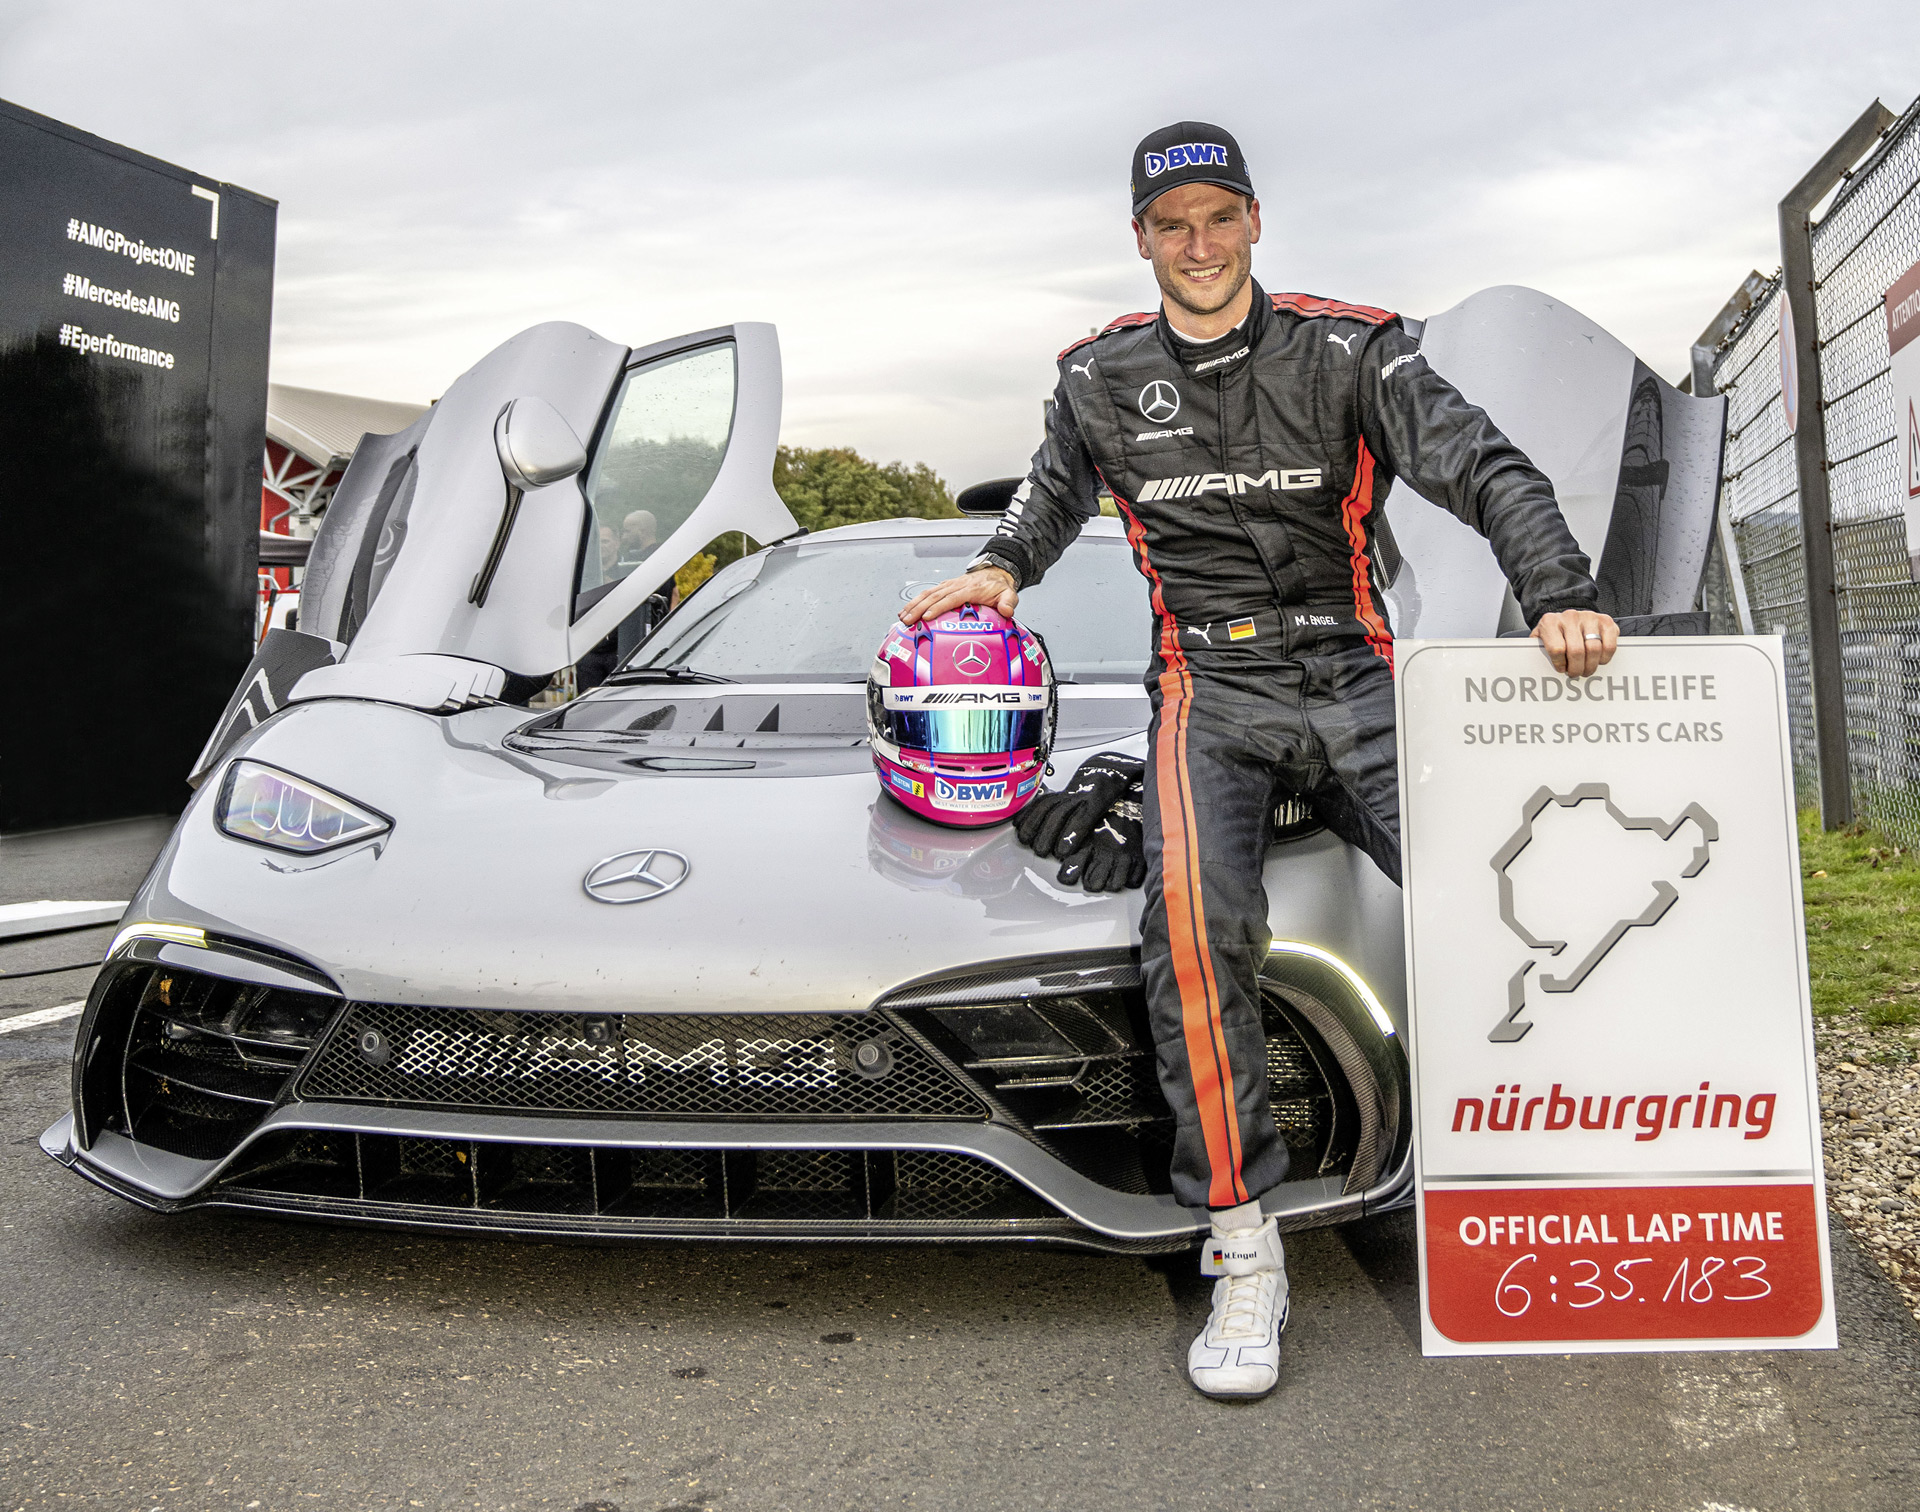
[2, 819, 1917, 1512]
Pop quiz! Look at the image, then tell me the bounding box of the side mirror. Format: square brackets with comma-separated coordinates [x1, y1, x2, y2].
[471, 397, 588, 606]
[493, 396, 586, 490]
[956, 477, 1023, 516]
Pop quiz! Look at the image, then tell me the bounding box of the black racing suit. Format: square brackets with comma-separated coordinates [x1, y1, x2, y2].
[974, 281, 1599, 1211]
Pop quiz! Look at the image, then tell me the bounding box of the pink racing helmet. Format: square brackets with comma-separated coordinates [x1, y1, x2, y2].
[866, 603, 1056, 828]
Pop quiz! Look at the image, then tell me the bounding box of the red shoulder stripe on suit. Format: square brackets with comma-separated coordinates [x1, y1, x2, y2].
[1270, 292, 1396, 325]
[1057, 310, 1159, 361]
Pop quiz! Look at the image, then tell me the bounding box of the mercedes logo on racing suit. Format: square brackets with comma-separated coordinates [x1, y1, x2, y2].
[1138, 380, 1181, 424]
[582, 848, 691, 903]
[952, 641, 992, 676]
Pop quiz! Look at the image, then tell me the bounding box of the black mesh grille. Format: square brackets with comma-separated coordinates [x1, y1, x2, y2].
[297, 1005, 988, 1120]
[602, 1149, 720, 1218]
[218, 1134, 1051, 1227]
[734, 1149, 869, 1220]
[1264, 1016, 1337, 1157]
[890, 1150, 1040, 1220]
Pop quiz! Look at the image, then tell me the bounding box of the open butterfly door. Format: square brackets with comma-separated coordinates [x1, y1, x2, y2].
[190, 320, 797, 781]
[1380, 288, 1727, 639]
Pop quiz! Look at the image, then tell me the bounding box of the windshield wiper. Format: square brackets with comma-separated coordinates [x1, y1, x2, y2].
[602, 664, 735, 686]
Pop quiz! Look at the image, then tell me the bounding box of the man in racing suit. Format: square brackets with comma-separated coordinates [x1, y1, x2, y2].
[901, 121, 1619, 1399]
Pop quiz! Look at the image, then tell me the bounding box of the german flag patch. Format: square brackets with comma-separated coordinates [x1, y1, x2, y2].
[1228, 619, 1257, 642]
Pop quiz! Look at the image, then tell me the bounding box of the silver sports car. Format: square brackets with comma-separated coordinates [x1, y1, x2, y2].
[42, 293, 1723, 1252]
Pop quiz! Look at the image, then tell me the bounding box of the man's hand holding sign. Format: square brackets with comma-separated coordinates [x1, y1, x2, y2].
[1529, 608, 1620, 679]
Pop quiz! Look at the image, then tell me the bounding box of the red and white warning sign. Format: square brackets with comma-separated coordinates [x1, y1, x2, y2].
[1887, 257, 1920, 580]
[1395, 637, 1834, 1355]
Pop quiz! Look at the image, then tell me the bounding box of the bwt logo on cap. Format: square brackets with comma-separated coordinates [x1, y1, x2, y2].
[1144, 143, 1229, 178]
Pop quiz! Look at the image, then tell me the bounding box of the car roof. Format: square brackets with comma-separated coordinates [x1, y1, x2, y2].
[802, 514, 1129, 544]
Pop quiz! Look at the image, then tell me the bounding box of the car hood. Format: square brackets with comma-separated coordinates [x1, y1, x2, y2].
[148, 697, 1141, 1013]
[143, 692, 1405, 1022]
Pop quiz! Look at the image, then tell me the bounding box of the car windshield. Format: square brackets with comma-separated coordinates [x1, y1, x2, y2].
[628, 531, 1151, 683]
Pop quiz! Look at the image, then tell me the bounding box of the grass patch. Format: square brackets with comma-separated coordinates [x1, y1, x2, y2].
[1798, 808, 1920, 1029]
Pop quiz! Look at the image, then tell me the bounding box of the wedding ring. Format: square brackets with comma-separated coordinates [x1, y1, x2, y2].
[1583, 633, 1602, 641]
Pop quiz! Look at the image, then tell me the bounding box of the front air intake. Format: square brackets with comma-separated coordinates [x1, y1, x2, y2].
[85, 964, 338, 1160]
[880, 945, 1405, 1198]
[219, 1134, 1056, 1228]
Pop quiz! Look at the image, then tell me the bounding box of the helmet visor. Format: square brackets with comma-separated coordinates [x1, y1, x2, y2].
[882, 706, 1050, 757]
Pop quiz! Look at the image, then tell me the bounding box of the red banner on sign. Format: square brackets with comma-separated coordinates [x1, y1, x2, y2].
[1886, 256, 1920, 359]
[1424, 1184, 1824, 1343]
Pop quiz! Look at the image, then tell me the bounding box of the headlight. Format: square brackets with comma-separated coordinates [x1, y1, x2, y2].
[217, 760, 390, 854]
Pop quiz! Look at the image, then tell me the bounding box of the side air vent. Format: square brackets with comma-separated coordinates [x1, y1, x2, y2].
[103, 966, 338, 1161]
[894, 977, 1359, 1196]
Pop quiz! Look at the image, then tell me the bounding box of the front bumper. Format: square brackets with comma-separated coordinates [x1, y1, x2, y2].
[47, 938, 1413, 1254]
[41, 1106, 1406, 1254]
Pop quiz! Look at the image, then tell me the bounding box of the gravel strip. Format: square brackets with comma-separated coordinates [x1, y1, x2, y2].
[1816, 1012, 1920, 1323]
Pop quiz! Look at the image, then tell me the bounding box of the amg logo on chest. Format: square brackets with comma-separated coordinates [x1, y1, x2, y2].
[1138, 468, 1322, 501]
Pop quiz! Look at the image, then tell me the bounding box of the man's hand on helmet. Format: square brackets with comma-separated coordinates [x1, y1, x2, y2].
[1056, 800, 1147, 892]
[900, 568, 1018, 627]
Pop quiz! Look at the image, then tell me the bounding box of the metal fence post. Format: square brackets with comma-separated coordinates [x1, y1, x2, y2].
[1778, 101, 1894, 829]
[1690, 342, 1755, 635]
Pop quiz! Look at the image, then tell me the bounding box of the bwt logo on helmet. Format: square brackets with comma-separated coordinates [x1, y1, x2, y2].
[1144, 143, 1230, 178]
[934, 776, 1009, 811]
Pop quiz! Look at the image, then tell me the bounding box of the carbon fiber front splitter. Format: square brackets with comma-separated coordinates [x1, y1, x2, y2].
[43, 1105, 1407, 1254]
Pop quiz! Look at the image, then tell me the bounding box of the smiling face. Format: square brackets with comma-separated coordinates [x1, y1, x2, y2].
[1134, 183, 1261, 334]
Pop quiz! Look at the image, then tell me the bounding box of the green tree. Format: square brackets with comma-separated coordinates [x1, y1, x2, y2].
[773, 444, 958, 532]
[684, 444, 958, 590]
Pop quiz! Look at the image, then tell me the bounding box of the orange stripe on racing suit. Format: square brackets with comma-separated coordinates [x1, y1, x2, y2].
[1339, 439, 1393, 668]
[1108, 478, 1249, 1208]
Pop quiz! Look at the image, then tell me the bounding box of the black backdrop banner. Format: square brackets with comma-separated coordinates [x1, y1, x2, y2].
[0, 98, 275, 832]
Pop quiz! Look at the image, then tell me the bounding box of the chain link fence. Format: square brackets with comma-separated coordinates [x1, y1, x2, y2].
[1705, 94, 1920, 841]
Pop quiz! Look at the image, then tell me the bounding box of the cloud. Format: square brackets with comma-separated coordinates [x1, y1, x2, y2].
[4, 0, 1915, 487]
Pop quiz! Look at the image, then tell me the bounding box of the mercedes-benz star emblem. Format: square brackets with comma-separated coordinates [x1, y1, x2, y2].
[583, 848, 691, 904]
[953, 640, 992, 676]
[1138, 380, 1181, 423]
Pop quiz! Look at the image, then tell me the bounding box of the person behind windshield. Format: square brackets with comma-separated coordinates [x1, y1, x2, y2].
[901, 120, 1619, 1401]
[577, 509, 678, 692]
[620, 508, 661, 567]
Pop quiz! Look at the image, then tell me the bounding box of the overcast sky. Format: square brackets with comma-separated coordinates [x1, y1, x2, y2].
[5, 1, 1916, 489]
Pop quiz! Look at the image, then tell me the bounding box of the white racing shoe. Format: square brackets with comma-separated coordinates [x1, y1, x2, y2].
[1187, 1213, 1289, 1400]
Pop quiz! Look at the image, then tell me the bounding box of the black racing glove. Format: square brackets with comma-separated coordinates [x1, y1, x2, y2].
[1014, 751, 1145, 860]
[1055, 799, 1147, 892]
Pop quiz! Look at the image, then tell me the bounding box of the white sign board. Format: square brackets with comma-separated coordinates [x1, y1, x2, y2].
[1888, 259, 1920, 579]
[1396, 637, 1834, 1356]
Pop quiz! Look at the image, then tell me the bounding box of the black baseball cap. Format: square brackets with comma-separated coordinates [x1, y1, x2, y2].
[1130, 121, 1254, 218]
